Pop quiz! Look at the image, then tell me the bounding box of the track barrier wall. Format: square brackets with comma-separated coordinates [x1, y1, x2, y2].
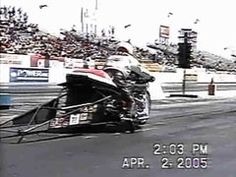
[1, 53, 236, 100]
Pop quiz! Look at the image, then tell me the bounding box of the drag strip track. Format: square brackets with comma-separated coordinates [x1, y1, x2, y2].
[151, 102, 236, 121]
[1, 97, 236, 177]
[1, 98, 236, 144]
[149, 99, 236, 127]
[0, 92, 62, 123]
[162, 82, 236, 92]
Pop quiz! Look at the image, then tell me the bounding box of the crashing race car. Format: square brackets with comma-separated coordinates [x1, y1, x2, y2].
[0, 55, 155, 143]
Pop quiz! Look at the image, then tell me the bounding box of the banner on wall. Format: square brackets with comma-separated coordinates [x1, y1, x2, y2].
[49, 56, 64, 68]
[30, 54, 49, 68]
[159, 25, 170, 39]
[10, 67, 49, 82]
[64, 58, 84, 69]
[0, 53, 30, 66]
[30, 54, 64, 68]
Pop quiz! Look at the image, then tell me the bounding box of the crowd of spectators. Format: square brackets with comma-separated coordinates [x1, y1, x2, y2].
[0, 6, 117, 60]
[147, 42, 236, 72]
[1, 6, 236, 72]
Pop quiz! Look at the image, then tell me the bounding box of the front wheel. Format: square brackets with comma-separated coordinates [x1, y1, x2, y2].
[121, 120, 135, 133]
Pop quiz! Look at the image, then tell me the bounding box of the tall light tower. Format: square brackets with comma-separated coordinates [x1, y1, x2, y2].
[80, 7, 84, 33]
[95, 0, 98, 10]
[94, 0, 98, 36]
[80, 0, 98, 36]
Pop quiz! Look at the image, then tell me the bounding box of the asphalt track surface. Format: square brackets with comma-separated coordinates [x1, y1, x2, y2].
[1, 96, 236, 177]
[1, 82, 236, 93]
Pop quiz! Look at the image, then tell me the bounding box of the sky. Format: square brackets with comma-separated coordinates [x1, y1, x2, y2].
[2, 0, 236, 58]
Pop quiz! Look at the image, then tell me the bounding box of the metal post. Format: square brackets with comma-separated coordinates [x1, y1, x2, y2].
[95, 0, 98, 10]
[182, 69, 186, 95]
[81, 7, 84, 33]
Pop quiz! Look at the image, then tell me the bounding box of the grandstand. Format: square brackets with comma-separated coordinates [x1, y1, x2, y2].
[1, 5, 236, 73]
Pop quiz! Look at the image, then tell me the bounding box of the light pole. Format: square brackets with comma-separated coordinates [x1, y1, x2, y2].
[93, 0, 98, 36]
[192, 18, 200, 50]
[80, 7, 84, 33]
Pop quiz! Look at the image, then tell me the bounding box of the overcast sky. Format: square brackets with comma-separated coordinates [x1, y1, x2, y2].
[2, 0, 236, 58]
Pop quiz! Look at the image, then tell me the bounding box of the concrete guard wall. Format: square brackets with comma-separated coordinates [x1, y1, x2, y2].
[0, 53, 236, 100]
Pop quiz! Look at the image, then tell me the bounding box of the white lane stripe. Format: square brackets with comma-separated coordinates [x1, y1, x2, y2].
[136, 127, 158, 132]
[112, 133, 121, 136]
[83, 135, 97, 139]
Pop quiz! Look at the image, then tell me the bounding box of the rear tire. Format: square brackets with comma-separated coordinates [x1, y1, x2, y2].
[121, 120, 135, 133]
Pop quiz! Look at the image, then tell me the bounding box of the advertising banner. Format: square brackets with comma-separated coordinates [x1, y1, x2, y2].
[30, 54, 64, 68]
[159, 25, 170, 39]
[10, 67, 49, 82]
[185, 73, 198, 82]
[64, 58, 84, 69]
[0, 53, 30, 67]
[30, 54, 49, 68]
